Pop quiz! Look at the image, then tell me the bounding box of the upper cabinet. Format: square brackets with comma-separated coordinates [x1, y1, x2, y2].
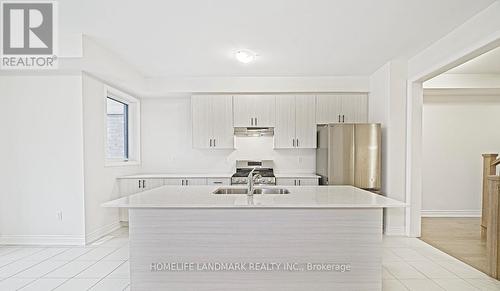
[316, 94, 368, 124]
[275, 95, 316, 149]
[233, 95, 276, 127]
[192, 95, 234, 149]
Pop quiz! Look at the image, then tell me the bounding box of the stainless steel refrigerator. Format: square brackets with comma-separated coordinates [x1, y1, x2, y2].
[316, 123, 382, 190]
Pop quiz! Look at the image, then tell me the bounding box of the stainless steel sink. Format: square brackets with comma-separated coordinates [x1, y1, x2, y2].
[212, 188, 249, 194]
[253, 188, 290, 194]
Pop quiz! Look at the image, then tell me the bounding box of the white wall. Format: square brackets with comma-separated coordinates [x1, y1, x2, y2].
[82, 74, 141, 242]
[422, 92, 500, 216]
[144, 76, 369, 97]
[424, 74, 500, 89]
[369, 60, 408, 235]
[140, 97, 315, 174]
[408, 2, 500, 81]
[0, 76, 86, 244]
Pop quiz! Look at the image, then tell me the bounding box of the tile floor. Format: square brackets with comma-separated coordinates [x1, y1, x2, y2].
[0, 228, 499, 290]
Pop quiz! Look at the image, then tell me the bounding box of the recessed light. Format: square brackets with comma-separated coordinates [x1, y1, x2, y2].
[235, 49, 257, 64]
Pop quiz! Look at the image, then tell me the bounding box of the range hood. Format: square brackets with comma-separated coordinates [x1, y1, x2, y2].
[234, 127, 274, 137]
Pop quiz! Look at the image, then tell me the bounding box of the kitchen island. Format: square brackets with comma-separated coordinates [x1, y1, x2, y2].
[103, 185, 405, 291]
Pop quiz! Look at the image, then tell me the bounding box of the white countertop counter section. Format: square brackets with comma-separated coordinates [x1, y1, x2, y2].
[118, 173, 233, 179]
[102, 185, 405, 209]
[274, 173, 321, 178]
[119, 173, 321, 179]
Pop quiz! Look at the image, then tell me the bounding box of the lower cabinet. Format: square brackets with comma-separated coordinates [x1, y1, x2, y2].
[276, 178, 319, 186]
[118, 177, 210, 222]
[119, 178, 165, 196]
[164, 178, 207, 186]
[118, 178, 166, 222]
[207, 178, 231, 186]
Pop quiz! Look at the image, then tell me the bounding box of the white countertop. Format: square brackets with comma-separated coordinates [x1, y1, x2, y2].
[102, 185, 405, 209]
[119, 173, 320, 179]
[118, 173, 233, 179]
[274, 173, 321, 178]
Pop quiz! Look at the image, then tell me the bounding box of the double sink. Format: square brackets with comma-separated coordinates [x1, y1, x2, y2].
[213, 187, 290, 195]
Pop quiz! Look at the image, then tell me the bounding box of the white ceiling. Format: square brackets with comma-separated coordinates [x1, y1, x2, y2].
[447, 46, 500, 74]
[60, 0, 496, 77]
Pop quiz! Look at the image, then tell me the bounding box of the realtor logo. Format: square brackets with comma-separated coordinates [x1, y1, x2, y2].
[1, 1, 58, 69]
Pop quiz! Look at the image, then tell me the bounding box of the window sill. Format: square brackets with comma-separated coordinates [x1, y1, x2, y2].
[105, 160, 141, 167]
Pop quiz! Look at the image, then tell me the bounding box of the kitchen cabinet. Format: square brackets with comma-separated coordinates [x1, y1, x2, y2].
[207, 178, 231, 186]
[192, 95, 234, 149]
[233, 95, 276, 127]
[275, 95, 316, 149]
[119, 178, 165, 222]
[164, 178, 207, 186]
[276, 177, 319, 186]
[316, 94, 368, 124]
[120, 178, 165, 195]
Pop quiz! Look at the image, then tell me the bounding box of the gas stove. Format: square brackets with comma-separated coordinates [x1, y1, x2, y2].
[231, 160, 276, 185]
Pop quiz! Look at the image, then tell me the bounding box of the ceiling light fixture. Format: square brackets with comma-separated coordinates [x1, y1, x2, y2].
[235, 49, 257, 64]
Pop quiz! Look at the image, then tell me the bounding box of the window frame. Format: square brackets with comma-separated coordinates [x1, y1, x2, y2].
[104, 85, 141, 167]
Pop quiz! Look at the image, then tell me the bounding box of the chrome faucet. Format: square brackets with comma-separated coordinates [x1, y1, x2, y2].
[247, 168, 262, 196]
[247, 168, 256, 195]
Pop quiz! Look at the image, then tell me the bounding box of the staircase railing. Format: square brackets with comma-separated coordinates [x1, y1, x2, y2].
[482, 154, 500, 278]
[482, 154, 498, 236]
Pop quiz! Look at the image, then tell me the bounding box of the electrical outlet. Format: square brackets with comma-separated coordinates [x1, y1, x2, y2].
[56, 211, 63, 221]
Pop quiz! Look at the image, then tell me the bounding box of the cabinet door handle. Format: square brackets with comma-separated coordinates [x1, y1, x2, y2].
[338, 115, 341, 123]
[143, 180, 146, 188]
[255, 117, 257, 126]
[209, 139, 212, 147]
[296, 139, 299, 147]
[182, 179, 184, 186]
[213, 139, 216, 147]
[138, 180, 141, 188]
[342, 115, 345, 123]
[294, 180, 297, 186]
[298, 180, 301, 186]
[293, 139, 295, 147]
[251, 118, 253, 126]
[186, 179, 189, 186]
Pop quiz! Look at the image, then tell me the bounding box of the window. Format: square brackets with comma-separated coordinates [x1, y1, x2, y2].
[105, 85, 140, 166]
[106, 97, 129, 160]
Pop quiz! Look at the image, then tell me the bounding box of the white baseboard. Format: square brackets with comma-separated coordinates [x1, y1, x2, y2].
[421, 210, 481, 217]
[85, 221, 122, 244]
[0, 234, 85, 245]
[384, 226, 406, 236]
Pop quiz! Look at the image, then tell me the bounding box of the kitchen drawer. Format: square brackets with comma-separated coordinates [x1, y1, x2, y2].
[207, 178, 231, 186]
[276, 178, 319, 186]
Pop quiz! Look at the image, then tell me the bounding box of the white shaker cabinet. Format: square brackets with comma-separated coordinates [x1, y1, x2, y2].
[233, 95, 276, 127]
[275, 95, 316, 149]
[316, 94, 368, 124]
[192, 95, 234, 149]
[341, 94, 368, 123]
[316, 94, 343, 124]
[118, 178, 165, 222]
[119, 178, 165, 195]
[207, 178, 231, 185]
[164, 178, 207, 186]
[276, 177, 319, 186]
